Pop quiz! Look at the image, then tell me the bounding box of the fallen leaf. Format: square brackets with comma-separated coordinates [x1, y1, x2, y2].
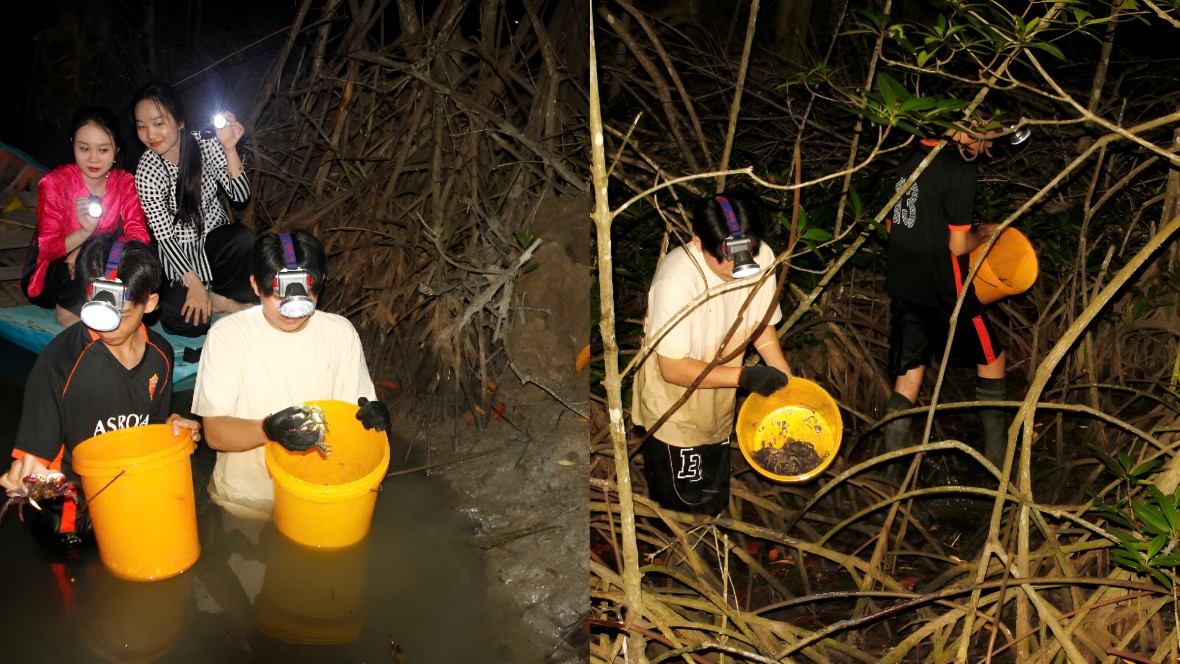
[576, 344, 592, 372]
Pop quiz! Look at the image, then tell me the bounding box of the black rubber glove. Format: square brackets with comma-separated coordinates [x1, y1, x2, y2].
[356, 397, 392, 438]
[263, 406, 326, 452]
[738, 366, 789, 396]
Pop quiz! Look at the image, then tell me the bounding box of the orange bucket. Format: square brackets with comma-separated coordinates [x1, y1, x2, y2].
[72, 425, 200, 581]
[264, 400, 390, 549]
[969, 228, 1038, 304]
[736, 378, 843, 483]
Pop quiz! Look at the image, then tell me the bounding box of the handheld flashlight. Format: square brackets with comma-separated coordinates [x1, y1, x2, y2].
[213, 113, 228, 129]
[87, 195, 103, 218]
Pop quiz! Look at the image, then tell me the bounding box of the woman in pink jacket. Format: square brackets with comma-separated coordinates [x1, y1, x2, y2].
[21, 106, 150, 326]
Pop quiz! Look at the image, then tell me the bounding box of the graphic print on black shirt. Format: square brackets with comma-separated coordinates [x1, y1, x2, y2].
[887, 144, 981, 308]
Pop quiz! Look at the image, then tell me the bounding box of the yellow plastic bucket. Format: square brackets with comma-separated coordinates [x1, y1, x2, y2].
[736, 378, 843, 483]
[264, 399, 390, 549]
[255, 536, 369, 644]
[969, 228, 1038, 304]
[72, 425, 200, 581]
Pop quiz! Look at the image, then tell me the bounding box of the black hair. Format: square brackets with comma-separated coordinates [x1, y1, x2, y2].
[71, 106, 124, 167]
[692, 195, 761, 262]
[250, 230, 327, 298]
[75, 235, 162, 304]
[132, 83, 204, 234]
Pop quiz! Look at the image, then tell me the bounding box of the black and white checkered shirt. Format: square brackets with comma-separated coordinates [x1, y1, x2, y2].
[135, 133, 251, 284]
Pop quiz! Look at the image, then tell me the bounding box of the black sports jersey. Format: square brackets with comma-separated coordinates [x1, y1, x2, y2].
[14, 322, 174, 479]
[887, 141, 980, 307]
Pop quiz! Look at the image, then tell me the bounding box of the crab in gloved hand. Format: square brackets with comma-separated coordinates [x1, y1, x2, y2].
[1, 472, 79, 523]
[263, 404, 332, 456]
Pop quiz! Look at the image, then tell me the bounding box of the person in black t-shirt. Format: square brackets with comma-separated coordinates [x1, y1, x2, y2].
[0, 234, 200, 545]
[883, 123, 1008, 479]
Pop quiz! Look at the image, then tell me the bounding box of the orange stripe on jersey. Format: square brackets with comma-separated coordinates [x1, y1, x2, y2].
[973, 315, 998, 364]
[61, 335, 101, 399]
[951, 252, 965, 296]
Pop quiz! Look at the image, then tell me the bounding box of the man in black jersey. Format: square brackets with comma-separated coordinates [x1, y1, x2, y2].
[0, 234, 200, 544]
[883, 122, 1008, 481]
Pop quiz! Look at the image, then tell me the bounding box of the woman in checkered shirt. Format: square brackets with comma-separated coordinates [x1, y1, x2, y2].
[132, 83, 258, 337]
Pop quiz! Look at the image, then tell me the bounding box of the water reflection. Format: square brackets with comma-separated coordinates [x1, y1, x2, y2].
[0, 361, 529, 661]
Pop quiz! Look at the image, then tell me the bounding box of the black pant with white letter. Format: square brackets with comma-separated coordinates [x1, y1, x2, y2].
[641, 434, 730, 515]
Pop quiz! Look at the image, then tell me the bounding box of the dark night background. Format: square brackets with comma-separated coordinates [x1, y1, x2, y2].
[0, 0, 296, 170]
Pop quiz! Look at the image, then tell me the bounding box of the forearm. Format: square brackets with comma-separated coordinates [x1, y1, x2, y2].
[657, 354, 742, 389]
[753, 327, 792, 375]
[948, 227, 979, 256]
[223, 144, 243, 179]
[63, 226, 92, 254]
[203, 415, 267, 452]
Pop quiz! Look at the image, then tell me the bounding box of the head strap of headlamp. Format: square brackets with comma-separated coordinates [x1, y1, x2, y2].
[717, 196, 741, 239]
[105, 239, 125, 280]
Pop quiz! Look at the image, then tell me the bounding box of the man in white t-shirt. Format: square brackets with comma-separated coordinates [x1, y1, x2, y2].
[192, 230, 391, 518]
[631, 195, 792, 515]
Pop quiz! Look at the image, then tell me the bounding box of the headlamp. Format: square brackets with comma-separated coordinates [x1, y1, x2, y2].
[80, 240, 128, 332]
[715, 196, 760, 279]
[274, 233, 315, 319]
[1005, 123, 1032, 146]
[87, 195, 103, 218]
[722, 236, 760, 279]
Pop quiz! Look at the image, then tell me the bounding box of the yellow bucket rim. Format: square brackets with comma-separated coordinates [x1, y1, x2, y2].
[736, 378, 842, 483]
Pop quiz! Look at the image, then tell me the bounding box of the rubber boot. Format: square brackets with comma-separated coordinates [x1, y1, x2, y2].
[976, 377, 1007, 471]
[882, 392, 915, 483]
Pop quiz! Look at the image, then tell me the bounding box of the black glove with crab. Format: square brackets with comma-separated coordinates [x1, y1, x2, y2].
[263, 405, 331, 455]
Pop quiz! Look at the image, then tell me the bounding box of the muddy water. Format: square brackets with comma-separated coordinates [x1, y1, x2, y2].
[0, 342, 527, 662]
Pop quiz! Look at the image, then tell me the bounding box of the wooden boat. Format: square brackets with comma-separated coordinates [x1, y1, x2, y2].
[0, 141, 203, 391]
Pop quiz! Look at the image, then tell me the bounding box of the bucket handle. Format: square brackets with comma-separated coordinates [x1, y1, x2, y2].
[77, 469, 127, 513]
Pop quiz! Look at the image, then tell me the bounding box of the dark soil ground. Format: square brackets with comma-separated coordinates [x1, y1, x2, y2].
[399, 191, 590, 662]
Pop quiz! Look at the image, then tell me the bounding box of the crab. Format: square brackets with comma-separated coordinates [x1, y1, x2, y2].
[1, 472, 80, 523]
[290, 405, 332, 457]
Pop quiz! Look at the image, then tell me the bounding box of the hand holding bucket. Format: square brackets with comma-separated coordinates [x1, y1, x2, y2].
[969, 227, 1038, 304]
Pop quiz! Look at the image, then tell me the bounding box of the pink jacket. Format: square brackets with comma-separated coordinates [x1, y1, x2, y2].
[27, 164, 150, 297]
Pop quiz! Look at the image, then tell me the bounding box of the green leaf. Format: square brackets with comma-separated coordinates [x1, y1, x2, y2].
[1035, 43, 1066, 61]
[1138, 504, 1171, 535]
[916, 50, 933, 68]
[1147, 534, 1167, 560]
[1130, 458, 1164, 478]
[1160, 491, 1180, 532]
[900, 97, 937, 112]
[875, 72, 911, 107]
[1151, 553, 1180, 567]
[1147, 566, 1172, 589]
[803, 227, 832, 242]
[894, 120, 922, 137]
[849, 188, 863, 218]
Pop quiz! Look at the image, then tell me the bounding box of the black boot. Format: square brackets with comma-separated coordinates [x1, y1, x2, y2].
[976, 377, 1007, 471]
[882, 392, 915, 482]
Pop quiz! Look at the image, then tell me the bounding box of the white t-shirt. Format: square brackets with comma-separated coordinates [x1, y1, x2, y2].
[631, 242, 782, 446]
[192, 306, 377, 516]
